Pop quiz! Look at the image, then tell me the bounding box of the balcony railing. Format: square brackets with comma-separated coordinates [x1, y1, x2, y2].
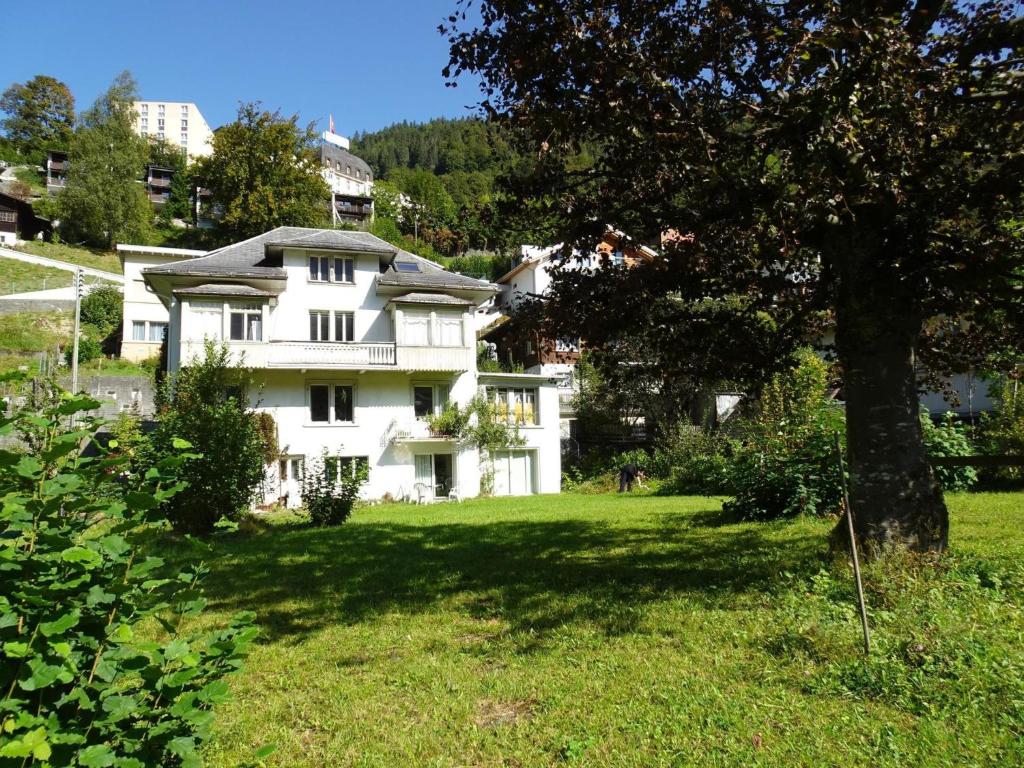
[181, 340, 397, 369]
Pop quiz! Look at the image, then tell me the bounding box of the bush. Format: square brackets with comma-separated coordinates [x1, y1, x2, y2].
[723, 348, 845, 520]
[654, 425, 737, 495]
[80, 284, 123, 336]
[148, 341, 267, 535]
[63, 322, 103, 367]
[921, 410, 978, 491]
[0, 378, 257, 766]
[979, 376, 1024, 486]
[302, 451, 369, 525]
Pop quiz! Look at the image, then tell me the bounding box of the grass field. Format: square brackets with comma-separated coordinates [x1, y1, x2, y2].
[191, 493, 1024, 767]
[12, 241, 122, 274]
[0, 259, 71, 295]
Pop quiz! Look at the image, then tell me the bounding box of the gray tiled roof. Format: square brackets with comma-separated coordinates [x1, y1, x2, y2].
[319, 144, 373, 181]
[388, 292, 476, 306]
[173, 283, 278, 298]
[143, 227, 397, 278]
[378, 251, 498, 293]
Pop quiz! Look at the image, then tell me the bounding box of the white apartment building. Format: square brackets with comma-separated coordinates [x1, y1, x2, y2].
[133, 101, 214, 160]
[142, 227, 561, 504]
[318, 131, 374, 224]
[117, 244, 207, 361]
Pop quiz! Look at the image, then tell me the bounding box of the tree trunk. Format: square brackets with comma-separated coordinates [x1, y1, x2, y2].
[833, 234, 948, 554]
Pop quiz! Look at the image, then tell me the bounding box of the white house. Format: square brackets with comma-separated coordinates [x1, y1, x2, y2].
[118, 244, 207, 362]
[143, 227, 562, 505]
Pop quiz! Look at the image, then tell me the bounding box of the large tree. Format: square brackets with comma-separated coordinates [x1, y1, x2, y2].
[60, 71, 151, 249]
[446, 2, 1024, 552]
[0, 75, 74, 158]
[193, 103, 330, 241]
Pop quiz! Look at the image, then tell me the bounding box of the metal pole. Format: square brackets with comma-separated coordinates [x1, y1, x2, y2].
[835, 433, 871, 655]
[71, 268, 82, 394]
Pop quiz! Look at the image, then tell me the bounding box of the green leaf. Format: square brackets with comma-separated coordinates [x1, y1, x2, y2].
[171, 437, 193, 450]
[0, 726, 51, 760]
[101, 694, 137, 722]
[61, 546, 103, 568]
[78, 743, 116, 767]
[39, 609, 80, 637]
[255, 743, 277, 759]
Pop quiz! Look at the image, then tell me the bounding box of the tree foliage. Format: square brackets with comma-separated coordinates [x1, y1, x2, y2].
[446, 0, 1024, 552]
[0, 380, 256, 767]
[193, 103, 330, 242]
[301, 452, 368, 526]
[147, 138, 192, 223]
[0, 75, 74, 160]
[59, 71, 152, 249]
[80, 284, 123, 337]
[150, 342, 267, 535]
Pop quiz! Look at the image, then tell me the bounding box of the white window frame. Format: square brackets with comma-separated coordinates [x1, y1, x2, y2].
[228, 302, 263, 341]
[307, 254, 355, 284]
[309, 310, 355, 342]
[488, 386, 540, 426]
[307, 380, 356, 426]
[412, 382, 449, 420]
[325, 455, 369, 483]
[130, 320, 166, 344]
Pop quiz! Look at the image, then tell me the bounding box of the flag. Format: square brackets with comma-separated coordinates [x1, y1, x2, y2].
[329, 114, 335, 134]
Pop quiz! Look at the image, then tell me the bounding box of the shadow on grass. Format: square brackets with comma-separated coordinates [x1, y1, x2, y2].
[198, 504, 826, 645]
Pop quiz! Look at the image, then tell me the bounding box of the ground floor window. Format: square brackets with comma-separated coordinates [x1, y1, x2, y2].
[415, 453, 454, 498]
[309, 383, 354, 424]
[325, 455, 369, 482]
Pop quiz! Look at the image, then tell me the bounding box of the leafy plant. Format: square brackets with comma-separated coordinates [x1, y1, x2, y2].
[0, 378, 257, 766]
[148, 342, 266, 535]
[80, 284, 123, 338]
[724, 349, 845, 520]
[921, 410, 978, 491]
[63, 322, 104, 368]
[301, 451, 368, 526]
[979, 376, 1024, 485]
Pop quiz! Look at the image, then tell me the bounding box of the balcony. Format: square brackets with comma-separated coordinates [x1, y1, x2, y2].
[148, 176, 172, 188]
[179, 340, 474, 372]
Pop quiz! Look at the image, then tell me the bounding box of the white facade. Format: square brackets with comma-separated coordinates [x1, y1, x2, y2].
[133, 101, 214, 160]
[117, 244, 206, 361]
[145, 228, 561, 506]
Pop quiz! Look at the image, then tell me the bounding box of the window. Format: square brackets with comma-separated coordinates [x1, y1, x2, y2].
[414, 383, 448, 419]
[131, 321, 146, 341]
[611, 250, 625, 266]
[140, 118, 148, 129]
[489, 387, 539, 425]
[157, 132, 164, 140]
[309, 383, 354, 424]
[309, 254, 330, 282]
[333, 257, 354, 283]
[140, 104, 148, 114]
[181, 119, 188, 129]
[334, 311, 354, 341]
[0, 211, 15, 223]
[148, 322, 167, 342]
[555, 337, 580, 352]
[395, 261, 420, 273]
[181, 104, 188, 115]
[229, 303, 262, 341]
[190, 300, 223, 340]
[158, 104, 165, 115]
[402, 311, 430, 346]
[158, 118, 165, 128]
[309, 310, 330, 341]
[437, 315, 463, 347]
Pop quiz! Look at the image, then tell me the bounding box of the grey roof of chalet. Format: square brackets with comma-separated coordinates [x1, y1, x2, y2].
[143, 227, 397, 278]
[388, 292, 476, 306]
[378, 251, 498, 293]
[173, 283, 278, 298]
[319, 143, 373, 181]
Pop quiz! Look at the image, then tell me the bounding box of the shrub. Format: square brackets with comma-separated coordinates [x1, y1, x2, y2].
[0, 379, 257, 766]
[979, 376, 1024, 485]
[63, 322, 103, 367]
[80, 284, 123, 337]
[921, 410, 978, 491]
[654, 424, 737, 495]
[148, 341, 267, 535]
[302, 450, 369, 526]
[723, 348, 845, 520]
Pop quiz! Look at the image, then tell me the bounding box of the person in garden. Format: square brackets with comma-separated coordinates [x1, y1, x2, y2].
[618, 463, 645, 493]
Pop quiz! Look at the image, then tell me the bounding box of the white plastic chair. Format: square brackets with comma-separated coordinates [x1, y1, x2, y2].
[413, 482, 431, 504]
[447, 485, 463, 503]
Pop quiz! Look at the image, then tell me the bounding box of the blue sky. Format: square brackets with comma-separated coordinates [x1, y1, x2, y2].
[2, 0, 481, 136]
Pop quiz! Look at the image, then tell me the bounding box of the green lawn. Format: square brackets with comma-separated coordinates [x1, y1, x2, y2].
[12, 241, 122, 274]
[192, 493, 1024, 767]
[0, 259, 71, 295]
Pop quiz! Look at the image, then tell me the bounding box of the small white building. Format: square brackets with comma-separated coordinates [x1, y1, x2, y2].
[118, 244, 207, 362]
[133, 101, 214, 160]
[143, 227, 561, 504]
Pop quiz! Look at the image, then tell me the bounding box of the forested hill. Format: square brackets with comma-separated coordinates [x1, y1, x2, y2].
[350, 117, 516, 178]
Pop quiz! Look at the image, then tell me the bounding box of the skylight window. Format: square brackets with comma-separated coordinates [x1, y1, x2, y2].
[395, 262, 421, 273]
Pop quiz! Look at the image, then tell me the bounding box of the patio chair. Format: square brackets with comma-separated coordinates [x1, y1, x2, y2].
[447, 485, 463, 503]
[412, 482, 432, 504]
